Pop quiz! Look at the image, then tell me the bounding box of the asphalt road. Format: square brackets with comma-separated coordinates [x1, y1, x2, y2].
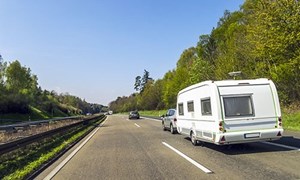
[37, 115, 300, 180]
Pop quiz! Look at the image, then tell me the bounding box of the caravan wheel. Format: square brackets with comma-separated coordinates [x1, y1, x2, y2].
[190, 131, 198, 146]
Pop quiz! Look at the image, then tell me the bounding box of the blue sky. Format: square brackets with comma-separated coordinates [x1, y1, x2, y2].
[0, 0, 244, 105]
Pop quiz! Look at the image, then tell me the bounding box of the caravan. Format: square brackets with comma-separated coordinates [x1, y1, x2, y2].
[176, 78, 283, 145]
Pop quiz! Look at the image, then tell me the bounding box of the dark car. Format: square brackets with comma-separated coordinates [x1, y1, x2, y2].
[129, 111, 140, 119]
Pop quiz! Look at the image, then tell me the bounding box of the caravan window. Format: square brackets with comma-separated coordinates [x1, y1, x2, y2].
[223, 96, 254, 118]
[187, 101, 194, 112]
[201, 98, 212, 115]
[178, 103, 184, 115]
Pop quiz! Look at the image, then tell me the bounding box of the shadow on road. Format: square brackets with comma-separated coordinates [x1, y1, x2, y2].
[183, 135, 300, 155]
[272, 136, 300, 148]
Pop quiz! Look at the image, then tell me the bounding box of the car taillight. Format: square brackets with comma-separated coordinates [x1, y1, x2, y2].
[174, 118, 177, 122]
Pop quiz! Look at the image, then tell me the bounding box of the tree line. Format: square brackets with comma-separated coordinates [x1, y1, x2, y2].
[109, 0, 300, 113]
[0, 57, 103, 118]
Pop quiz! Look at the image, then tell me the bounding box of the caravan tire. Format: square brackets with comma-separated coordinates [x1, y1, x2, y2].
[191, 131, 198, 146]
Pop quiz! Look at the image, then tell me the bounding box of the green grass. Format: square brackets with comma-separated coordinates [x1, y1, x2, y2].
[29, 106, 50, 119]
[0, 113, 33, 121]
[0, 106, 50, 122]
[0, 106, 70, 125]
[138, 110, 167, 117]
[282, 111, 300, 131]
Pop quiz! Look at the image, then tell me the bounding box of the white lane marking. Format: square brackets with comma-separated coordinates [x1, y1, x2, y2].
[262, 142, 300, 151]
[44, 118, 108, 180]
[134, 123, 141, 128]
[162, 142, 213, 174]
[141, 116, 161, 122]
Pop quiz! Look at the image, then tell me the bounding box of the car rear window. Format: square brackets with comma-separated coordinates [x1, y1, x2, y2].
[223, 96, 254, 118]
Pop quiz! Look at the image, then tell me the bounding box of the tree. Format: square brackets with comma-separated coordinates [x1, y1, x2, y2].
[189, 57, 214, 84]
[134, 76, 141, 92]
[5, 60, 37, 94]
[141, 69, 153, 93]
[243, 0, 300, 102]
[0, 54, 6, 87]
[134, 69, 153, 93]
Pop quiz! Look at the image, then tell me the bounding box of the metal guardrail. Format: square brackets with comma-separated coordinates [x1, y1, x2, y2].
[0, 115, 104, 155]
[0, 116, 81, 132]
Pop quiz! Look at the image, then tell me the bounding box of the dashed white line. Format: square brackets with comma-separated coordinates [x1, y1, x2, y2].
[141, 116, 161, 122]
[162, 142, 213, 174]
[262, 141, 300, 151]
[134, 123, 141, 128]
[44, 118, 108, 180]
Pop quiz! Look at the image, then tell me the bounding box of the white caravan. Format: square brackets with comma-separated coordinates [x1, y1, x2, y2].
[176, 78, 283, 145]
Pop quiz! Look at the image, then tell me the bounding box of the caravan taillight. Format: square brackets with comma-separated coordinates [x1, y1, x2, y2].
[219, 121, 225, 132]
[219, 122, 223, 126]
[278, 117, 282, 127]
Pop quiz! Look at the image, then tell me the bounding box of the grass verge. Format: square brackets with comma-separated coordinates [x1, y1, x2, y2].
[138, 110, 167, 117]
[282, 111, 300, 131]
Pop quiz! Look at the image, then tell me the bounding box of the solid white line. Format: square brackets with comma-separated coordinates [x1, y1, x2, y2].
[162, 142, 213, 174]
[262, 141, 300, 151]
[134, 123, 141, 128]
[44, 118, 108, 180]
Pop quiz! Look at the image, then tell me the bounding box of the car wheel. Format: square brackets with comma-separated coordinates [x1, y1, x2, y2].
[162, 122, 167, 131]
[170, 124, 175, 134]
[190, 131, 198, 146]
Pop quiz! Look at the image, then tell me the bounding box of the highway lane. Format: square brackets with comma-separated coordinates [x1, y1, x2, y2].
[37, 115, 300, 180]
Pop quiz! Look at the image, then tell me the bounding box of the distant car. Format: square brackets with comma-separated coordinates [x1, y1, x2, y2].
[129, 111, 140, 119]
[161, 109, 177, 134]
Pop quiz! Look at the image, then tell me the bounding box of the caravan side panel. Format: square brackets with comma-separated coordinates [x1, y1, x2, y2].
[176, 83, 220, 143]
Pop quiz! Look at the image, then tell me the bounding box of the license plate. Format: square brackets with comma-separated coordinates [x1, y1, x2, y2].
[244, 133, 260, 138]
